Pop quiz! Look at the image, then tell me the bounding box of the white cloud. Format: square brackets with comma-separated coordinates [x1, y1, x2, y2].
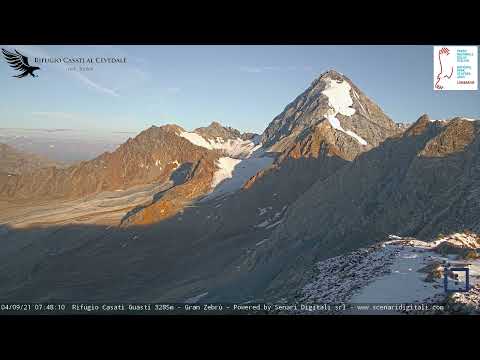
[72, 72, 120, 97]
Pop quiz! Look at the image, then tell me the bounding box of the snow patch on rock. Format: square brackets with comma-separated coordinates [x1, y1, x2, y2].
[256, 238, 270, 246]
[179, 131, 262, 159]
[345, 130, 368, 146]
[178, 131, 212, 149]
[326, 116, 368, 145]
[184, 292, 209, 303]
[321, 78, 367, 146]
[208, 135, 262, 158]
[255, 205, 287, 229]
[258, 207, 272, 216]
[322, 78, 356, 118]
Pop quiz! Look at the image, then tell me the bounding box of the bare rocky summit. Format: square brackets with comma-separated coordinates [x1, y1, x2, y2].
[194, 121, 257, 142]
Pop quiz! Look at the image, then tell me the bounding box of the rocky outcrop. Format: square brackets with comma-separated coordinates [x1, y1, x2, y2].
[121, 155, 218, 225]
[277, 115, 479, 249]
[419, 118, 475, 157]
[396, 122, 411, 132]
[194, 121, 251, 142]
[404, 114, 431, 137]
[278, 120, 365, 162]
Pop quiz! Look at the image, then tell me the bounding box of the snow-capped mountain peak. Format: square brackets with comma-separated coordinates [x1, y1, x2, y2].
[177, 121, 262, 159]
[260, 69, 400, 153]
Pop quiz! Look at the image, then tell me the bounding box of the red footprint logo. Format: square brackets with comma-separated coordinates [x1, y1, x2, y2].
[435, 47, 454, 90]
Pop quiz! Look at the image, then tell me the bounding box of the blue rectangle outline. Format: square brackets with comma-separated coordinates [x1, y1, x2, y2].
[444, 267, 470, 293]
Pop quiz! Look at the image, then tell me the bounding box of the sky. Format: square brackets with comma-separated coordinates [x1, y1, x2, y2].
[0, 45, 478, 135]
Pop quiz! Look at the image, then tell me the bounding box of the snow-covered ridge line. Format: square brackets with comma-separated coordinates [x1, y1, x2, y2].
[429, 117, 479, 122]
[178, 131, 262, 158]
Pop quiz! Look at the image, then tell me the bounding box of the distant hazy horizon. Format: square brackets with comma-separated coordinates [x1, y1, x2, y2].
[0, 45, 478, 134]
[0, 127, 136, 163]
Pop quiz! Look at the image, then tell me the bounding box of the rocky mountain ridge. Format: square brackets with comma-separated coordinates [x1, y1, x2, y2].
[0, 143, 60, 175]
[0, 124, 217, 201]
[248, 115, 480, 300]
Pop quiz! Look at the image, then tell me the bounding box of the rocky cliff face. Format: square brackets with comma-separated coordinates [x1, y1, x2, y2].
[121, 155, 218, 225]
[419, 117, 475, 157]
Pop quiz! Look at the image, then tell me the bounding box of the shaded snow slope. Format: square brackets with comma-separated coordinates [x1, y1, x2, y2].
[204, 156, 274, 200]
[210, 157, 242, 189]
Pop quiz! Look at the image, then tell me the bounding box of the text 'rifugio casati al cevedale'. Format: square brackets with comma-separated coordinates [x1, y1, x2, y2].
[33, 57, 127, 64]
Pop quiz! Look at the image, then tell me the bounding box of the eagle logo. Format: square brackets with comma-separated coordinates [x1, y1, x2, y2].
[1, 48, 40, 78]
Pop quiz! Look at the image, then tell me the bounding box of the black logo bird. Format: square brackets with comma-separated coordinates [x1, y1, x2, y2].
[2, 48, 40, 78]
